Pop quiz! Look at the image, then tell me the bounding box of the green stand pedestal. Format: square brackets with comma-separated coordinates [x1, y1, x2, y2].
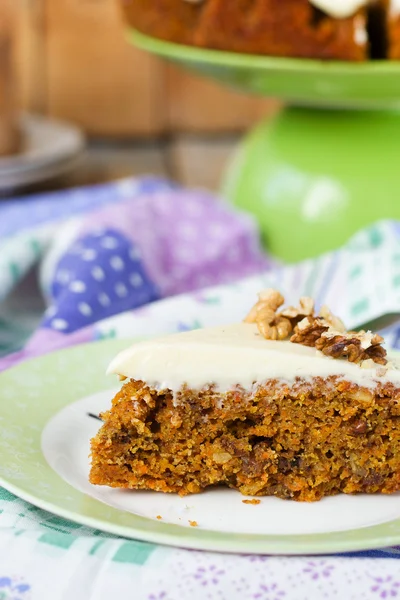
[223, 107, 400, 262]
[130, 30, 400, 261]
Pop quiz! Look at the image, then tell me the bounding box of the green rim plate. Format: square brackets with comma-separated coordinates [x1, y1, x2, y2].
[2, 339, 400, 555]
[130, 29, 400, 108]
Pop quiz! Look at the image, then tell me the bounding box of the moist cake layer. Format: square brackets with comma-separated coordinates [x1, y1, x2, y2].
[90, 377, 400, 500]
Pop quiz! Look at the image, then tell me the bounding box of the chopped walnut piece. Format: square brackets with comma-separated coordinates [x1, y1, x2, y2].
[319, 305, 346, 333]
[350, 420, 368, 435]
[348, 388, 374, 404]
[281, 297, 315, 326]
[316, 331, 387, 365]
[254, 306, 276, 325]
[258, 289, 285, 311]
[257, 314, 292, 341]
[244, 304, 261, 324]
[245, 289, 291, 340]
[360, 359, 376, 370]
[171, 414, 183, 428]
[244, 289, 284, 323]
[290, 316, 329, 347]
[213, 451, 232, 464]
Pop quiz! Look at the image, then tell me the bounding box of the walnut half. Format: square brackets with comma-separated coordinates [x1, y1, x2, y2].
[281, 297, 315, 327]
[319, 305, 346, 333]
[244, 289, 284, 324]
[316, 331, 387, 366]
[290, 316, 329, 347]
[257, 313, 292, 341]
[245, 289, 291, 341]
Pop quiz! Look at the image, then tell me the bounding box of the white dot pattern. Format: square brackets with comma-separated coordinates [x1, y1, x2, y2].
[101, 236, 119, 250]
[46, 229, 160, 334]
[98, 292, 111, 307]
[129, 247, 141, 261]
[56, 270, 71, 285]
[91, 266, 105, 281]
[130, 273, 143, 288]
[82, 249, 97, 261]
[78, 302, 92, 317]
[115, 282, 128, 298]
[110, 256, 125, 271]
[52, 318, 68, 331]
[45, 306, 57, 318]
[69, 280, 86, 293]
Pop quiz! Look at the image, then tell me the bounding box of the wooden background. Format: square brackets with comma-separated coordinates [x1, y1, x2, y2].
[12, 0, 277, 137]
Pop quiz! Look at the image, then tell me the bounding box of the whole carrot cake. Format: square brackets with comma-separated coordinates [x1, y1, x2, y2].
[387, 0, 400, 57]
[120, 0, 396, 60]
[90, 290, 400, 501]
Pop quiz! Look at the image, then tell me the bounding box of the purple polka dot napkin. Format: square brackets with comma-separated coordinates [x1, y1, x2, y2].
[41, 188, 268, 335]
[0, 178, 270, 369]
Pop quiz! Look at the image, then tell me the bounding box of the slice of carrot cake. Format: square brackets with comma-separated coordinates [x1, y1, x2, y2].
[89, 290, 400, 501]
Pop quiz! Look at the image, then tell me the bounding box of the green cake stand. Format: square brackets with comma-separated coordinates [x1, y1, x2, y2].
[130, 30, 400, 262]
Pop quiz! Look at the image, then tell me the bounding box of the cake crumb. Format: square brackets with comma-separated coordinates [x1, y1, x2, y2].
[242, 499, 261, 505]
[189, 520, 198, 527]
[156, 515, 162, 520]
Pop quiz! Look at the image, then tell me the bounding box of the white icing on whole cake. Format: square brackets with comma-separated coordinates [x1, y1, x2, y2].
[354, 14, 368, 45]
[107, 323, 400, 393]
[309, 0, 369, 19]
[390, 0, 400, 15]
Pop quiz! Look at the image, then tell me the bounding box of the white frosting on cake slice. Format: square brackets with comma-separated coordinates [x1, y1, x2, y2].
[107, 323, 400, 393]
[309, 0, 369, 18]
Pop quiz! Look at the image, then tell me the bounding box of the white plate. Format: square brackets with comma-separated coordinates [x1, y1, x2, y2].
[42, 389, 400, 538]
[3, 339, 400, 554]
[0, 113, 84, 192]
[0, 155, 83, 192]
[0, 114, 84, 172]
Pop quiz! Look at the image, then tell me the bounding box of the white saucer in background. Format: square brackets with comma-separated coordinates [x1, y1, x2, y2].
[0, 113, 85, 192]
